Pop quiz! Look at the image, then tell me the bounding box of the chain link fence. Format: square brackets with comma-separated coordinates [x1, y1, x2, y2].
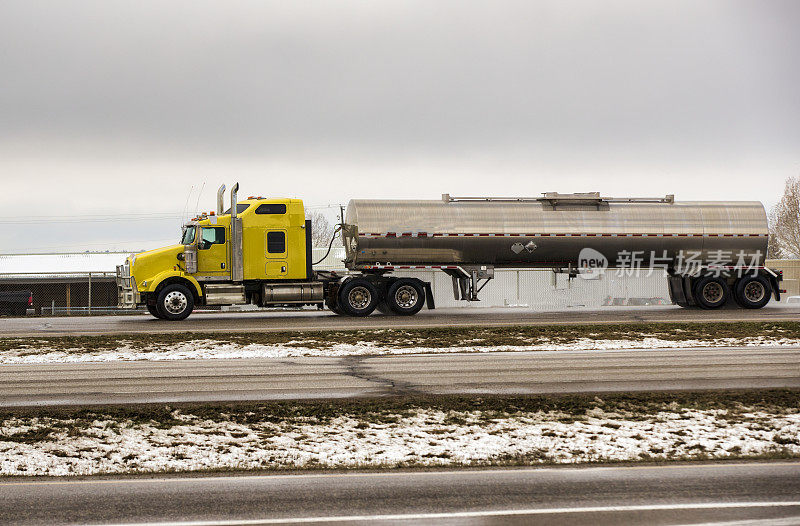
[0, 272, 126, 316]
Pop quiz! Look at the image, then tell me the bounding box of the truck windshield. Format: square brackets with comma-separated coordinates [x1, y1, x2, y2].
[181, 226, 196, 245]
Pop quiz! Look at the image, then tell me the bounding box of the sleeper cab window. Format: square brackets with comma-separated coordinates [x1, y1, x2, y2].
[200, 227, 225, 249]
[256, 203, 287, 215]
[267, 231, 286, 254]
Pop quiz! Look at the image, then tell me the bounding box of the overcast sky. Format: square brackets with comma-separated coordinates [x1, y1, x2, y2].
[1, 0, 798, 253]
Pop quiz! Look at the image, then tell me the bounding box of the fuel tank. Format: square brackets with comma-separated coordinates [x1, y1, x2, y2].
[342, 194, 768, 269]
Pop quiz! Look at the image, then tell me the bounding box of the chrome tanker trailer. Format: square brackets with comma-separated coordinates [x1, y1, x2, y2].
[118, 186, 782, 320]
[340, 193, 781, 313]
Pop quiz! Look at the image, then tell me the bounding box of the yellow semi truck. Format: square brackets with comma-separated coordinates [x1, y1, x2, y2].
[117, 184, 434, 320]
[118, 183, 781, 320]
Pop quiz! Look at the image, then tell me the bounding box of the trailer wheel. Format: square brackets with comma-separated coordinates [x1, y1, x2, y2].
[387, 279, 426, 315]
[734, 275, 771, 309]
[156, 284, 194, 321]
[338, 279, 378, 316]
[693, 276, 729, 309]
[375, 301, 392, 315]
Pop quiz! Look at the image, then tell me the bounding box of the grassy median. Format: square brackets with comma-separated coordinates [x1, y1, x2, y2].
[2, 390, 798, 476]
[2, 320, 800, 353]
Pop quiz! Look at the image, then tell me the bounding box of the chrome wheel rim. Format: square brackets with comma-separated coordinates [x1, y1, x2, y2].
[394, 285, 418, 309]
[164, 291, 188, 314]
[347, 286, 371, 310]
[744, 281, 766, 303]
[702, 282, 724, 304]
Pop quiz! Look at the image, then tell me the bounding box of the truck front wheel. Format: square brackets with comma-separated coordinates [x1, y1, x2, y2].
[156, 284, 194, 321]
[147, 303, 165, 319]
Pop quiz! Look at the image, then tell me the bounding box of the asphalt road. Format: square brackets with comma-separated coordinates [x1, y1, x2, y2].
[2, 462, 799, 525]
[2, 304, 800, 337]
[2, 346, 798, 407]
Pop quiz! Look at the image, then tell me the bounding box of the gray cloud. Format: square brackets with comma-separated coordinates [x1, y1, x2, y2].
[0, 0, 798, 252]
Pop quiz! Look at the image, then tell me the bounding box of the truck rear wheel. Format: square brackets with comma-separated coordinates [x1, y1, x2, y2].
[156, 284, 194, 321]
[325, 297, 344, 315]
[338, 278, 378, 316]
[734, 275, 771, 309]
[693, 276, 729, 309]
[386, 279, 425, 315]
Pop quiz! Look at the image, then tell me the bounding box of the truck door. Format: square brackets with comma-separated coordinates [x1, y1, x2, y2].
[265, 230, 288, 279]
[197, 226, 229, 276]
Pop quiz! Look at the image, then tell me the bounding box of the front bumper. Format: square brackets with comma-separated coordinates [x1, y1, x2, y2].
[116, 264, 140, 309]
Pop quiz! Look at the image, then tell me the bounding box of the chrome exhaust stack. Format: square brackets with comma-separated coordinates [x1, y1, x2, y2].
[230, 183, 239, 218]
[216, 184, 226, 215]
[229, 183, 243, 281]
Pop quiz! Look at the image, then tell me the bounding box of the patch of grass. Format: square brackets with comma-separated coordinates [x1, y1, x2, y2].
[3, 321, 800, 354]
[444, 415, 468, 426]
[1, 426, 59, 444]
[3, 389, 798, 430]
[774, 434, 800, 446]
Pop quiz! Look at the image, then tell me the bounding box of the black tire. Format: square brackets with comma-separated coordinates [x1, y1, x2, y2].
[155, 284, 194, 321]
[12, 305, 27, 316]
[386, 279, 426, 315]
[693, 276, 729, 309]
[147, 304, 165, 319]
[325, 296, 344, 315]
[338, 278, 379, 316]
[731, 285, 746, 308]
[734, 275, 771, 309]
[375, 301, 392, 315]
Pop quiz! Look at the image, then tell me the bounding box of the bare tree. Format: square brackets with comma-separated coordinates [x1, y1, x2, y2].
[768, 176, 800, 259]
[306, 211, 337, 247]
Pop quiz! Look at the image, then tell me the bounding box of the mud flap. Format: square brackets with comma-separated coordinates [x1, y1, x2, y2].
[668, 276, 688, 307]
[425, 282, 435, 309]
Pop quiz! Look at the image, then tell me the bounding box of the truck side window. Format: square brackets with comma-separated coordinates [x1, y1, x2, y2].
[223, 203, 251, 215]
[267, 231, 286, 253]
[200, 227, 225, 250]
[256, 204, 287, 214]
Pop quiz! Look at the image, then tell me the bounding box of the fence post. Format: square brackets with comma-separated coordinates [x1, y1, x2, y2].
[51, 299, 55, 316]
[66, 283, 71, 315]
[88, 272, 92, 316]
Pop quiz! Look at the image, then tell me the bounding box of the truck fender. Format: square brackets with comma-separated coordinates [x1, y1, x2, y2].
[149, 272, 203, 299]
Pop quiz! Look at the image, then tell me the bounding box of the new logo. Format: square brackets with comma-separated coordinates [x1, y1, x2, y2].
[578, 247, 608, 280]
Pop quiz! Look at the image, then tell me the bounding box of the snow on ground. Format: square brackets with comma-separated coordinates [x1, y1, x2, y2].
[1, 407, 798, 476]
[2, 336, 800, 364]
